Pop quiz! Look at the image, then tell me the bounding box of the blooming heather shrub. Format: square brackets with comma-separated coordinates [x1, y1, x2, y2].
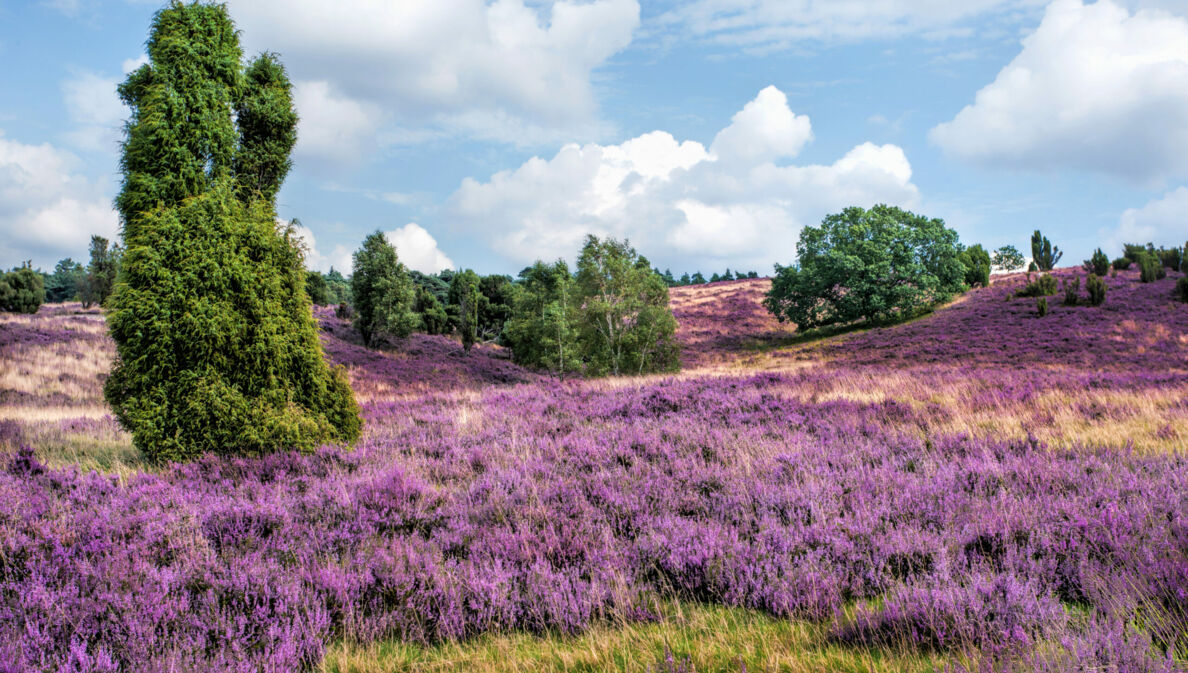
[1036, 297, 1049, 316]
[1086, 274, 1107, 306]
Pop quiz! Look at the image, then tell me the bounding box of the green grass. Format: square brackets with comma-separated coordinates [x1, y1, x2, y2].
[320, 602, 947, 673]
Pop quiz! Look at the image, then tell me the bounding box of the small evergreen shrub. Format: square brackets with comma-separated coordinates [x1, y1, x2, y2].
[1178, 276, 1188, 303]
[1086, 274, 1106, 306]
[1138, 254, 1165, 283]
[1062, 276, 1079, 306]
[1016, 273, 1058, 298]
[1157, 246, 1182, 271]
[0, 262, 45, 314]
[1036, 297, 1048, 317]
[1084, 249, 1109, 276]
[1112, 257, 1131, 271]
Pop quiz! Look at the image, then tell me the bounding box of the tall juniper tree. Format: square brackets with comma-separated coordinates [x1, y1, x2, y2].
[104, 2, 360, 462]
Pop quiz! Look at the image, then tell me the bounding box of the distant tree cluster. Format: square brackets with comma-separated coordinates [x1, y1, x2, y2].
[657, 268, 760, 287]
[504, 235, 680, 378]
[764, 205, 967, 331]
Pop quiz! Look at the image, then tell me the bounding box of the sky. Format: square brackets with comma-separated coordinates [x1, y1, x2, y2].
[3, 0, 1188, 277]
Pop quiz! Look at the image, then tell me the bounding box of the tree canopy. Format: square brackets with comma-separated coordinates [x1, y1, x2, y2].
[104, 2, 360, 463]
[764, 205, 966, 331]
[351, 230, 418, 347]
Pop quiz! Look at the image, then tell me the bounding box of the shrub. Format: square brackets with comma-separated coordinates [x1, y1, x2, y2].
[0, 262, 46, 314]
[105, 3, 360, 463]
[1138, 254, 1165, 283]
[765, 205, 965, 330]
[1086, 274, 1107, 306]
[503, 260, 581, 378]
[449, 269, 481, 353]
[1178, 276, 1188, 303]
[413, 286, 450, 335]
[1157, 246, 1182, 271]
[958, 243, 992, 287]
[351, 230, 418, 347]
[79, 235, 121, 309]
[305, 270, 331, 305]
[1112, 257, 1132, 271]
[1031, 230, 1062, 271]
[1016, 273, 1058, 298]
[1037, 297, 1048, 317]
[1084, 248, 1109, 276]
[1062, 276, 1079, 306]
[45, 258, 85, 303]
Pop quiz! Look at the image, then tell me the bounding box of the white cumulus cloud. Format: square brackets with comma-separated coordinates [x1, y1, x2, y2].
[385, 223, 455, 274]
[448, 86, 920, 273]
[0, 131, 118, 269]
[1102, 186, 1188, 253]
[227, 0, 640, 151]
[289, 223, 355, 274]
[930, 0, 1188, 183]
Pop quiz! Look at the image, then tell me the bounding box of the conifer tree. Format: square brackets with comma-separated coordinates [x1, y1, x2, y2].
[104, 2, 360, 462]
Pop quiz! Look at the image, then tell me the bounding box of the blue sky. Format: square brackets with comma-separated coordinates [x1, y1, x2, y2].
[3, 0, 1188, 277]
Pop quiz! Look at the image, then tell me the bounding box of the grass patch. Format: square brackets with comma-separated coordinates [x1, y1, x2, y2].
[320, 602, 946, 673]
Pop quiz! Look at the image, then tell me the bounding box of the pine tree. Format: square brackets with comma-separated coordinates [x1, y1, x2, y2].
[104, 2, 360, 463]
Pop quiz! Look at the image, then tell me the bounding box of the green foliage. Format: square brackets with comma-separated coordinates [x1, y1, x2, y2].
[105, 2, 360, 463]
[503, 260, 581, 378]
[575, 235, 680, 376]
[413, 286, 450, 335]
[1112, 257, 1132, 271]
[45, 258, 85, 303]
[80, 235, 122, 308]
[1122, 243, 1148, 263]
[1157, 245, 1183, 271]
[1030, 230, 1062, 271]
[1138, 254, 1165, 283]
[1062, 276, 1080, 306]
[476, 274, 514, 341]
[764, 205, 965, 331]
[1016, 273, 1058, 298]
[0, 262, 46, 314]
[1036, 297, 1048, 317]
[305, 270, 331, 305]
[351, 231, 418, 347]
[992, 245, 1025, 272]
[449, 270, 481, 353]
[1177, 276, 1188, 303]
[1084, 248, 1110, 276]
[690, 271, 706, 284]
[958, 243, 991, 287]
[323, 268, 351, 305]
[1086, 274, 1106, 306]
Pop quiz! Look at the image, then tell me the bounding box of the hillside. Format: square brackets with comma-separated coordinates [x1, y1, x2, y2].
[0, 269, 1186, 672]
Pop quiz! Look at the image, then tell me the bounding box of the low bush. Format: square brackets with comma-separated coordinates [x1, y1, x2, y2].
[1112, 257, 1131, 271]
[1016, 273, 1058, 298]
[1084, 248, 1109, 276]
[1138, 255, 1165, 283]
[1178, 276, 1188, 303]
[1086, 274, 1107, 306]
[0, 262, 45, 314]
[1062, 276, 1080, 306]
[1037, 297, 1048, 317]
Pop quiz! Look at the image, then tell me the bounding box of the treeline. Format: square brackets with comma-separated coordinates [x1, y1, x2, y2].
[0, 236, 122, 314]
[336, 231, 679, 378]
[656, 269, 761, 286]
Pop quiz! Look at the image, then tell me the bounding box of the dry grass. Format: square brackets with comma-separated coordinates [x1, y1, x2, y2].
[321, 602, 945, 673]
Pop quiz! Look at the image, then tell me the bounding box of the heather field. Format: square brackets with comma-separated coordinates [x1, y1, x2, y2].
[1, 269, 1187, 672]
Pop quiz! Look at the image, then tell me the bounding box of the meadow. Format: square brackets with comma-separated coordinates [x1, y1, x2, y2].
[1, 268, 1186, 672]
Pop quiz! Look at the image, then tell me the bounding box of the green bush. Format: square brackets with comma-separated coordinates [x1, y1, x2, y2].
[1138, 254, 1165, 283]
[765, 205, 965, 330]
[1016, 273, 1058, 298]
[1062, 276, 1079, 306]
[958, 243, 991, 287]
[1086, 274, 1106, 306]
[0, 262, 46, 314]
[1178, 276, 1188, 303]
[1112, 257, 1131, 271]
[105, 3, 360, 463]
[1084, 248, 1109, 276]
[1031, 230, 1062, 271]
[1036, 297, 1048, 317]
